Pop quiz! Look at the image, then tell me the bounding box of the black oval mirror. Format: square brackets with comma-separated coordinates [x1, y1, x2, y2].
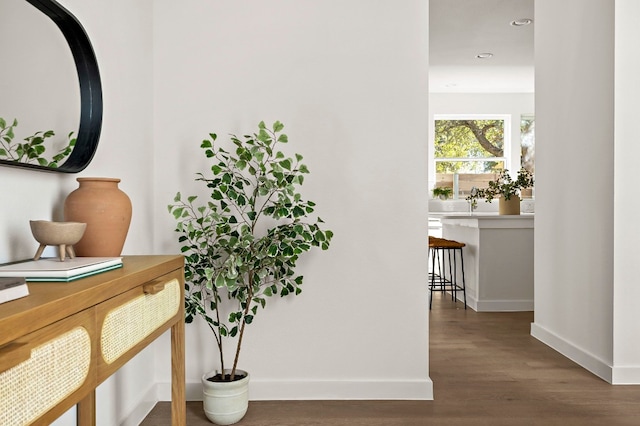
[0, 0, 102, 173]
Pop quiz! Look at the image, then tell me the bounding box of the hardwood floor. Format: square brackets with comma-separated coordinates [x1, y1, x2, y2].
[142, 294, 640, 425]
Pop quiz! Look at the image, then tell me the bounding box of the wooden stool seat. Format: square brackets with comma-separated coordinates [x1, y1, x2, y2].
[429, 236, 466, 249]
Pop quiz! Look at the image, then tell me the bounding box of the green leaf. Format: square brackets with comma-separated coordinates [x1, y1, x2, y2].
[273, 121, 284, 132]
[258, 129, 270, 143]
[293, 206, 305, 218]
[280, 159, 292, 170]
[172, 207, 184, 219]
[215, 274, 226, 288]
[277, 134, 288, 143]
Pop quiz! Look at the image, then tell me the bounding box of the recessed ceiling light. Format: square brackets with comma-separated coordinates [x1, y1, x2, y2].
[510, 18, 532, 26]
[475, 53, 493, 59]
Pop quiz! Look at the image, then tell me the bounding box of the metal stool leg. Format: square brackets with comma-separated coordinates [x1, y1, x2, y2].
[459, 247, 467, 309]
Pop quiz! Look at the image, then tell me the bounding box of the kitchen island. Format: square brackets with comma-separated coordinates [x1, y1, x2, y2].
[437, 214, 534, 312]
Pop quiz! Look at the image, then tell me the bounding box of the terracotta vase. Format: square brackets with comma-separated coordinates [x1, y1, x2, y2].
[64, 177, 132, 257]
[498, 195, 521, 215]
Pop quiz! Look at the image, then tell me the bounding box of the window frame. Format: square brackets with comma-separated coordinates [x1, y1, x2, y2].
[429, 114, 512, 197]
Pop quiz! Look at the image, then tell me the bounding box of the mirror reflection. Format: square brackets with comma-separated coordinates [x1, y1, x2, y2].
[0, 0, 102, 173]
[0, 0, 80, 168]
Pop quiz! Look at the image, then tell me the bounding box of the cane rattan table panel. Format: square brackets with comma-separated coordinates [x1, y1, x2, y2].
[0, 255, 186, 426]
[101, 278, 180, 364]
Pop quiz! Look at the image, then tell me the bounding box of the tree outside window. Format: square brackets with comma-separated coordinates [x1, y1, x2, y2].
[520, 115, 535, 175]
[433, 118, 507, 197]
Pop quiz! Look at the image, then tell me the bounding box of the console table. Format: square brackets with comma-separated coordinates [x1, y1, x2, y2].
[0, 255, 186, 425]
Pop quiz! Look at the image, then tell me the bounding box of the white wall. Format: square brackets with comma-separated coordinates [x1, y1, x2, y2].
[428, 93, 535, 191]
[1, 1, 432, 423]
[613, 0, 640, 384]
[152, 0, 432, 401]
[1, 0, 158, 424]
[531, 0, 616, 381]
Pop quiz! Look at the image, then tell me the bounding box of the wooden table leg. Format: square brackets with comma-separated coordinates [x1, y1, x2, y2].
[77, 390, 96, 426]
[171, 317, 186, 425]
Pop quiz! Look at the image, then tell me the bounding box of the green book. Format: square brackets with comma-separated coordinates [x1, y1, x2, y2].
[0, 257, 123, 282]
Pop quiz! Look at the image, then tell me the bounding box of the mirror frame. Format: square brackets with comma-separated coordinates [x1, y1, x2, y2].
[0, 0, 102, 173]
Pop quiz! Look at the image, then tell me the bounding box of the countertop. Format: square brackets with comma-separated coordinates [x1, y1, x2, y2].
[438, 213, 534, 229]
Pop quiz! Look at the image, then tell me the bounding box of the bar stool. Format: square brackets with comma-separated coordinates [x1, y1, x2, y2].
[428, 236, 467, 310]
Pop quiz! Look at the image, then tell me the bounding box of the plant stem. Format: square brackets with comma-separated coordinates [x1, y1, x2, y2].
[214, 291, 225, 375]
[230, 274, 254, 381]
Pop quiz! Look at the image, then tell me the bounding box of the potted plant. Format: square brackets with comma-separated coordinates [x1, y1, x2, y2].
[168, 120, 333, 425]
[466, 168, 534, 215]
[432, 186, 453, 200]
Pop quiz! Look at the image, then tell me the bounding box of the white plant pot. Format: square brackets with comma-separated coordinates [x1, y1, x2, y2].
[202, 369, 250, 425]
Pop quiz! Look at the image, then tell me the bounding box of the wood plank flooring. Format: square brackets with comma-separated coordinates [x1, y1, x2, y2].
[141, 294, 640, 425]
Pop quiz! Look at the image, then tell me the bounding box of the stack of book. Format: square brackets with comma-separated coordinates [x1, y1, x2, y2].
[0, 257, 123, 284]
[0, 277, 29, 304]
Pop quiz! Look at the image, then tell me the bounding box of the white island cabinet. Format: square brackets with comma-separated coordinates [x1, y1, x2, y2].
[439, 214, 534, 312]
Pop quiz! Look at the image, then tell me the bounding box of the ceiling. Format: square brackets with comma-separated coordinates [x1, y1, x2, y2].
[429, 0, 534, 93]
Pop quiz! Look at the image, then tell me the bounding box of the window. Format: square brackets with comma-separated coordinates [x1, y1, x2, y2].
[520, 115, 535, 175]
[433, 115, 509, 197]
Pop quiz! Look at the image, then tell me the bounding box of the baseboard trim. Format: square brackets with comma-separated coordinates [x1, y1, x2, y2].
[458, 293, 533, 312]
[611, 366, 640, 384]
[248, 379, 434, 400]
[157, 378, 434, 401]
[120, 385, 158, 426]
[475, 299, 533, 312]
[530, 322, 612, 383]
